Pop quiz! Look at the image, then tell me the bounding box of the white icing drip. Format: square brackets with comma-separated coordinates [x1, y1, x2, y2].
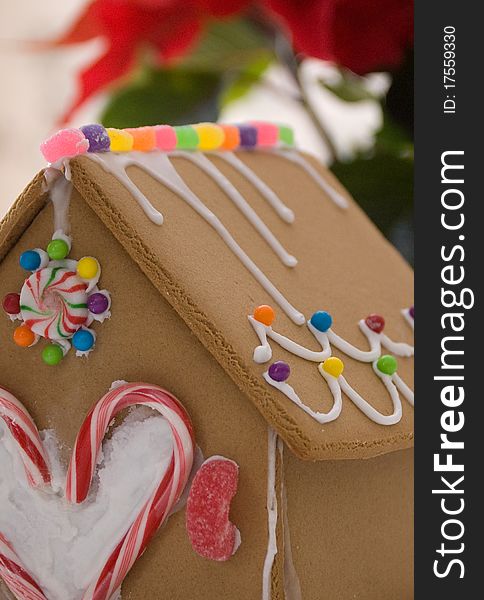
[380, 333, 414, 357]
[402, 307, 414, 330]
[46, 172, 73, 234]
[212, 152, 295, 223]
[263, 366, 342, 424]
[88, 152, 305, 325]
[170, 152, 297, 267]
[275, 150, 349, 209]
[262, 428, 279, 600]
[327, 320, 381, 362]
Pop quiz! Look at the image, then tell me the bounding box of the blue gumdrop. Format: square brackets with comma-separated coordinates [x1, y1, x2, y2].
[310, 310, 333, 332]
[72, 329, 95, 352]
[20, 250, 41, 271]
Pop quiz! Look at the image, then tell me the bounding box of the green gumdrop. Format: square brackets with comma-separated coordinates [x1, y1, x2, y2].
[278, 125, 294, 146]
[47, 239, 69, 260]
[42, 344, 64, 366]
[377, 355, 398, 376]
[175, 126, 199, 149]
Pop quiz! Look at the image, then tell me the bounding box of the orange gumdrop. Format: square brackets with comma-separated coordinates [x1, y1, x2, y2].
[13, 325, 36, 348]
[253, 305, 275, 326]
[125, 127, 156, 151]
[220, 125, 240, 150]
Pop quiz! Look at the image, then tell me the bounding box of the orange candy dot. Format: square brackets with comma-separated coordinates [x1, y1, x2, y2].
[220, 125, 240, 150]
[125, 127, 156, 151]
[13, 325, 36, 348]
[253, 305, 275, 326]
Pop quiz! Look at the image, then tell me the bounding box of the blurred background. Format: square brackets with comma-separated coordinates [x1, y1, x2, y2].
[0, 0, 413, 262]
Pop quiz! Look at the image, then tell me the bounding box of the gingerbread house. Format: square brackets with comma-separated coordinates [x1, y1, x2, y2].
[0, 123, 414, 600]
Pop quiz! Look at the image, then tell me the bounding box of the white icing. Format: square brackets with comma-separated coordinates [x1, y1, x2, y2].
[0, 409, 174, 600]
[33, 248, 49, 271]
[402, 307, 414, 330]
[262, 428, 279, 600]
[274, 149, 349, 209]
[380, 333, 414, 357]
[170, 152, 297, 267]
[88, 152, 305, 325]
[326, 320, 381, 362]
[46, 173, 73, 235]
[212, 152, 295, 223]
[392, 373, 414, 406]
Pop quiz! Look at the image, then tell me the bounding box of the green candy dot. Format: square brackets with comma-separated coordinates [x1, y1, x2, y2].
[175, 125, 199, 149]
[377, 355, 398, 376]
[47, 239, 69, 260]
[42, 344, 64, 366]
[278, 125, 294, 147]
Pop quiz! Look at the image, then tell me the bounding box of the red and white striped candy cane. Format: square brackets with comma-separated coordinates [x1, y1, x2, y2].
[0, 382, 195, 600]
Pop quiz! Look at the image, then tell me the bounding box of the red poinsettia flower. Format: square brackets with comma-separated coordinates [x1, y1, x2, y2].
[55, 0, 251, 122]
[267, 0, 413, 75]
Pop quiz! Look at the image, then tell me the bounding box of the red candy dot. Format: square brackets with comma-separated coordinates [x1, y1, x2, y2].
[253, 305, 275, 326]
[365, 314, 385, 333]
[3, 293, 20, 315]
[186, 457, 240, 562]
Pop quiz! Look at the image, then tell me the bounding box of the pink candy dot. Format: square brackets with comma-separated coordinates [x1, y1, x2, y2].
[40, 129, 89, 164]
[155, 125, 177, 151]
[251, 121, 279, 147]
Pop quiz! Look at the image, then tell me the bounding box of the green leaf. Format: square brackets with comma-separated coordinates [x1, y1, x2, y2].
[101, 68, 222, 128]
[375, 111, 414, 158]
[220, 54, 272, 107]
[320, 71, 377, 103]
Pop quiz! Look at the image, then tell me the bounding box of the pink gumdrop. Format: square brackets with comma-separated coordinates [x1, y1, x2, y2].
[186, 457, 240, 561]
[155, 125, 177, 151]
[40, 129, 89, 163]
[251, 121, 279, 147]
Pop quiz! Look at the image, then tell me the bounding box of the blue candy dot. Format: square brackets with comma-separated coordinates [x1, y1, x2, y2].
[72, 329, 95, 352]
[310, 310, 333, 332]
[20, 250, 41, 271]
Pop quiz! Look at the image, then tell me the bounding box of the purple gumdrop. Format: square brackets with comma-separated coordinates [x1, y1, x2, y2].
[88, 292, 109, 315]
[80, 124, 110, 152]
[238, 125, 257, 148]
[268, 361, 291, 382]
[409, 306, 414, 319]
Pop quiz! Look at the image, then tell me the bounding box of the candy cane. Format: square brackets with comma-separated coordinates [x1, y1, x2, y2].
[0, 383, 195, 600]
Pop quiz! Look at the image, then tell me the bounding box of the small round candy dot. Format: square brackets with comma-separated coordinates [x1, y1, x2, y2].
[19, 250, 41, 271]
[310, 311, 333, 333]
[268, 361, 291, 382]
[322, 357, 344, 378]
[278, 125, 295, 146]
[42, 344, 64, 366]
[237, 124, 257, 148]
[251, 122, 278, 147]
[88, 292, 109, 315]
[106, 128, 134, 152]
[220, 125, 240, 150]
[253, 305, 275, 326]
[154, 125, 177, 151]
[47, 238, 69, 261]
[365, 314, 385, 334]
[40, 128, 89, 163]
[125, 127, 156, 151]
[72, 329, 95, 352]
[80, 124, 110, 152]
[193, 123, 225, 150]
[409, 306, 415, 319]
[3, 293, 20, 315]
[175, 125, 199, 149]
[13, 325, 36, 348]
[377, 355, 398, 376]
[77, 257, 98, 280]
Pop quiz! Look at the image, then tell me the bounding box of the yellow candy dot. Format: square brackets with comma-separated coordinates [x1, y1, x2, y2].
[77, 257, 98, 280]
[193, 123, 225, 150]
[321, 357, 344, 378]
[107, 128, 134, 152]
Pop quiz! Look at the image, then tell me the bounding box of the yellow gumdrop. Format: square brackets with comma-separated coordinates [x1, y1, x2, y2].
[321, 357, 344, 378]
[193, 123, 225, 150]
[77, 257, 98, 280]
[107, 128, 134, 152]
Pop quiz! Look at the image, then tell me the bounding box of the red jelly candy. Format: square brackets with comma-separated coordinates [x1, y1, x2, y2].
[365, 313, 385, 333]
[186, 457, 240, 561]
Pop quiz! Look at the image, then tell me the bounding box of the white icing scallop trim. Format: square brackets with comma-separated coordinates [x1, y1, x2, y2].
[88, 152, 305, 325]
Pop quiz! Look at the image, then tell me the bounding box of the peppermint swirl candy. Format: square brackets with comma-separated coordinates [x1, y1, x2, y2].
[20, 267, 88, 340]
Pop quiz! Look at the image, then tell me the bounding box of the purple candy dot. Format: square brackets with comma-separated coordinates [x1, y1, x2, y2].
[88, 292, 109, 315]
[80, 124, 110, 152]
[238, 125, 257, 148]
[268, 361, 291, 382]
[409, 306, 414, 319]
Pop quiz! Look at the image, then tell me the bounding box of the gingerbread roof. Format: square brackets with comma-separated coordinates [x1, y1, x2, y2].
[0, 129, 414, 461]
